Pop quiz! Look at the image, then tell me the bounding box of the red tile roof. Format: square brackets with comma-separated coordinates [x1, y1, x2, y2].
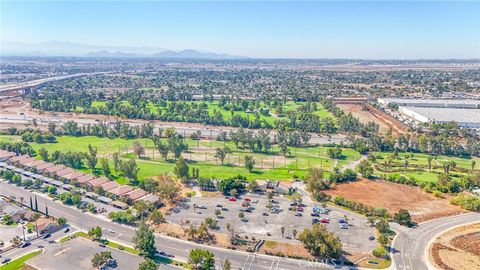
[124, 189, 147, 201]
[87, 176, 109, 187]
[100, 181, 120, 191]
[63, 171, 85, 181]
[10, 155, 30, 162]
[108, 185, 134, 196]
[76, 174, 96, 184]
[27, 160, 46, 168]
[46, 165, 66, 173]
[36, 162, 55, 171]
[0, 150, 16, 159]
[55, 168, 75, 177]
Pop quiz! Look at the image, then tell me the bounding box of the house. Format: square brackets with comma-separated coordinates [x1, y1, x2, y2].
[1, 205, 26, 222]
[87, 177, 109, 190]
[124, 189, 147, 202]
[76, 174, 96, 186]
[54, 168, 75, 180]
[35, 162, 55, 171]
[137, 194, 160, 204]
[35, 217, 61, 234]
[100, 181, 120, 192]
[45, 165, 66, 176]
[9, 154, 30, 164]
[19, 157, 38, 168]
[26, 160, 46, 170]
[0, 150, 16, 161]
[62, 171, 85, 183]
[107, 185, 134, 199]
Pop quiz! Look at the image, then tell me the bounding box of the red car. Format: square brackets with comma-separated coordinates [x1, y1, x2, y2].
[296, 207, 304, 212]
[320, 218, 330, 224]
[244, 198, 251, 202]
[229, 197, 236, 202]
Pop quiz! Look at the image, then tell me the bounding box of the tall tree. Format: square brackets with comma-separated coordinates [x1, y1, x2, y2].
[174, 156, 189, 180]
[133, 222, 156, 258]
[188, 249, 215, 270]
[85, 144, 98, 172]
[244, 155, 255, 172]
[101, 158, 111, 177]
[138, 259, 159, 270]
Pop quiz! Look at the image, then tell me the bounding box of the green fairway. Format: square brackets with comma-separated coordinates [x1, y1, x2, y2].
[0, 250, 42, 270]
[371, 151, 478, 184]
[88, 100, 334, 126]
[1, 134, 360, 182]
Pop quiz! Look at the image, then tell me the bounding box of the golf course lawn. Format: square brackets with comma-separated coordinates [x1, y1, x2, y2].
[1, 135, 358, 182]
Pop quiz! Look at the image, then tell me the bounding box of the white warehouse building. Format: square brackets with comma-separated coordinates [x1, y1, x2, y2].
[378, 98, 480, 109]
[399, 106, 480, 128]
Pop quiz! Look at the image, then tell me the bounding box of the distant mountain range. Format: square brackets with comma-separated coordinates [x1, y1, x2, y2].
[1, 41, 245, 59]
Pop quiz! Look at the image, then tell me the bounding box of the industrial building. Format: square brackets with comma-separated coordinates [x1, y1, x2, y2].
[398, 107, 480, 128]
[378, 98, 480, 109]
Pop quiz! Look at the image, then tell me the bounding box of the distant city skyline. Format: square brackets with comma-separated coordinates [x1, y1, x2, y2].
[1, 1, 479, 59]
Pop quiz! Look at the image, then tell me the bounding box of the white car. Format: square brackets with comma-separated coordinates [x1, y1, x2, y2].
[108, 229, 115, 233]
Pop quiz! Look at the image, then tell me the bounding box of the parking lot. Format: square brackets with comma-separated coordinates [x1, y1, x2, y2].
[166, 191, 377, 253]
[27, 237, 142, 270]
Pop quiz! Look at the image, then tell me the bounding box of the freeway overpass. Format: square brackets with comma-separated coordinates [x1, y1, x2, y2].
[0, 72, 105, 97]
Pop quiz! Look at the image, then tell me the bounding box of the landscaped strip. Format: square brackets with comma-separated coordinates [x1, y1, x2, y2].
[0, 250, 42, 270]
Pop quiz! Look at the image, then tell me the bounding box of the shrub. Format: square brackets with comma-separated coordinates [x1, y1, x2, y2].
[372, 246, 387, 258]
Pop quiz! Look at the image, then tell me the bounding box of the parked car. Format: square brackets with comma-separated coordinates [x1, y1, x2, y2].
[340, 223, 349, 229]
[20, 242, 31, 248]
[338, 218, 346, 224]
[312, 218, 320, 224]
[311, 212, 320, 217]
[64, 228, 70, 233]
[369, 236, 375, 241]
[216, 204, 222, 208]
[295, 212, 302, 217]
[320, 218, 330, 224]
[221, 207, 229, 211]
[296, 207, 304, 212]
[229, 197, 236, 202]
[241, 218, 248, 222]
[2, 258, 11, 264]
[42, 233, 51, 239]
[262, 212, 269, 216]
[197, 205, 207, 209]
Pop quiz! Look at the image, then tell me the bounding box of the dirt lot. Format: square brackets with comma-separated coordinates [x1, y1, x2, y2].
[337, 104, 390, 133]
[324, 179, 465, 223]
[429, 223, 480, 270]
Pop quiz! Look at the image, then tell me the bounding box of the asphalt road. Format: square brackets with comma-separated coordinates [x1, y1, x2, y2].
[0, 181, 344, 270]
[391, 212, 480, 270]
[0, 73, 107, 93]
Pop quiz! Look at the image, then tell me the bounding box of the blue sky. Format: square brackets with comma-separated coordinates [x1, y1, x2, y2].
[1, 1, 479, 58]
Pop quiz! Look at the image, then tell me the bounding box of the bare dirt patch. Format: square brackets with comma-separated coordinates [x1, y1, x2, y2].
[324, 179, 465, 223]
[429, 223, 480, 270]
[337, 104, 390, 133]
[260, 240, 313, 259]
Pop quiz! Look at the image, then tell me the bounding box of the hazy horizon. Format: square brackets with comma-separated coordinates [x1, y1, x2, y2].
[2, 1, 479, 59]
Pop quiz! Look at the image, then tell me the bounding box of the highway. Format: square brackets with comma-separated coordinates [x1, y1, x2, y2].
[0, 73, 106, 93]
[0, 181, 341, 270]
[391, 212, 480, 270]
